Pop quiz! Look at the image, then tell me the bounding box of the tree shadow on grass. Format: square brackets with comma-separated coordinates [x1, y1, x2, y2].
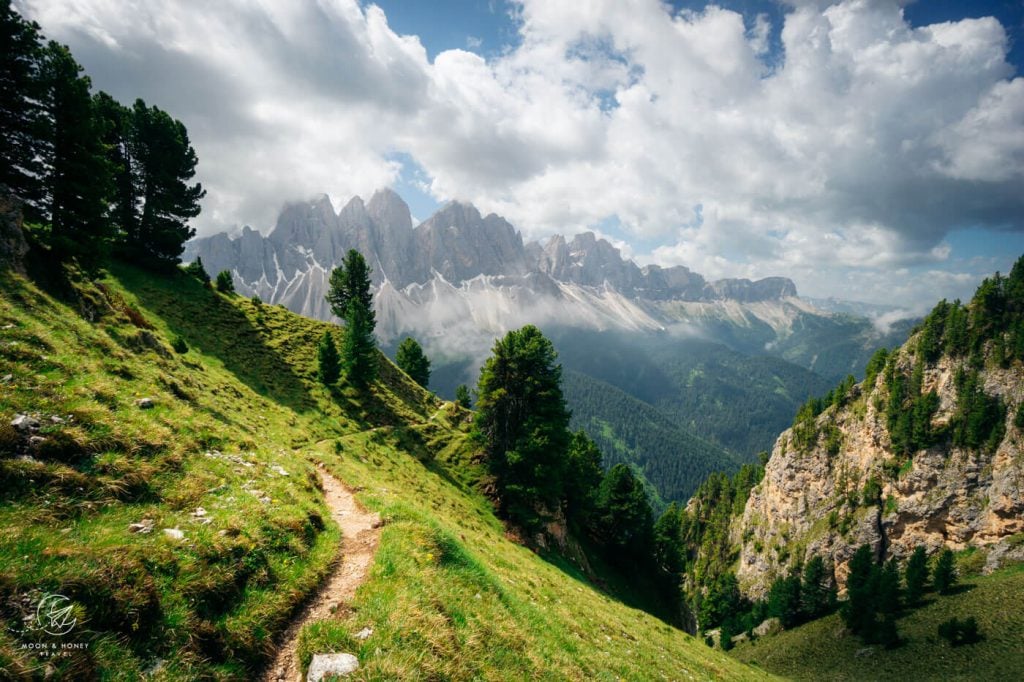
[114, 263, 318, 415]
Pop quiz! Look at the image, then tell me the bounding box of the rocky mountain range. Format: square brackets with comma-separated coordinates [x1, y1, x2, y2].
[185, 189, 847, 361]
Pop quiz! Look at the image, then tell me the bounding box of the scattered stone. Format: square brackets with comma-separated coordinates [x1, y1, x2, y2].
[11, 414, 39, 431]
[1, 373, 12, 383]
[730, 632, 749, 646]
[192, 507, 207, 517]
[1, 324, 13, 330]
[307, 653, 359, 681]
[753, 617, 783, 638]
[136, 398, 155, 409]
[272, 465, 289, 476]
[28, 435, 45, 447]
[163, 528, 185, 541]
[142, 658, 166, 677]
[16, 455, 38, 463]
[354, 627, 373, 640]
[854, 646, 875, 658]
[49, 415, 64, 424]
[129, 519, 155, 534]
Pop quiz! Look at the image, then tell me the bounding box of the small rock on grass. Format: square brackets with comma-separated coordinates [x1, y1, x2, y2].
[163, 527, 185, 541]
[136, 397, 155, 409]
[355, 627, 373, 640]
[307, 653, 359, 681]
[129, 519, 155, 534]
[11, 414, 39, 431]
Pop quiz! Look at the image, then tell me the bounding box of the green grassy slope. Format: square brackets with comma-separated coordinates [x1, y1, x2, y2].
[731, 565, 1024, 681]
[0, 265, 766, 680]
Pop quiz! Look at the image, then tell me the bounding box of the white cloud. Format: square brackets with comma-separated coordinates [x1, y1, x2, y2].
[18, 0, 1024, 307]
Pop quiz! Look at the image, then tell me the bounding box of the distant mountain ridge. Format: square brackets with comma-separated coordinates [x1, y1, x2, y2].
[184, 189, 807, 341]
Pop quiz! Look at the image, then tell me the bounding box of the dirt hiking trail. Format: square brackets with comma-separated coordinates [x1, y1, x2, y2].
[262, 464, 381, 682]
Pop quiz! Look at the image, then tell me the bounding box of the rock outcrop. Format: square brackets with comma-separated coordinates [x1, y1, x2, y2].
[737, 332, 1024, 599]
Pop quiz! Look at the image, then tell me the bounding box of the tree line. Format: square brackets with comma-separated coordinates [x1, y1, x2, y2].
[2, 1, 203, 274]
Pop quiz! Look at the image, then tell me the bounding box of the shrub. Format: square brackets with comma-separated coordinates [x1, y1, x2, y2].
[938, 616, 982, 646]
[171, 335, 188, 354]
[215, 270, 235, 293]
[251, 294, 262, 306]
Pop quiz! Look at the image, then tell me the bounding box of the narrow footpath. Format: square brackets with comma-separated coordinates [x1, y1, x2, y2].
[262, 464, 381, 682]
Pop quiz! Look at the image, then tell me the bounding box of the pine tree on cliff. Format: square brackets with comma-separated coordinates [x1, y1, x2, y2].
[474, 324, 570, 531]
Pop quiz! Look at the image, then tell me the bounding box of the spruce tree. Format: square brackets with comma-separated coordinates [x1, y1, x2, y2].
[933, 548, 957, 594]
[595, 463, 654, 563]
[327, 250, 377, 387]
[767, 573, 802, 628]
[842, 544, 878, 636]
[564, 430, 604, 525]
[317, 331, 340, 386]
[475, 324, 570, 530]
[215, 270, 234, 293]
[800, 555, 832, 620]
[93, 92, 139, 243]
[39, 41, 113, 272]
[455, 384, 472, 409]
[395, 336, 430, 388]
[327, 249, 375, 321]
[340, 294, 377, 387]
[904, 545, 929, 605]
[0, 1, 45, 210]
[653, 502, 684, 574]
[877, 557, 902, 616]
[130, 99, 204, 265]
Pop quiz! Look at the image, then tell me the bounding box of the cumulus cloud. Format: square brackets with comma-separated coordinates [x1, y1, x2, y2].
[18, 0, 1024, 306]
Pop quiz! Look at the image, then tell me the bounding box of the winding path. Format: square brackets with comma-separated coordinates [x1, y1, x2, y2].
[262, 464, 381, 682]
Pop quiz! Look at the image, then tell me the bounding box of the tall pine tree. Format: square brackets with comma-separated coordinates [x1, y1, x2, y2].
[0, 1, 45, 210]
[327, 250, 377, 387]
[130, 99, 204, 265]
[38, 42, 113, 272]
[475, 324, 571, 530]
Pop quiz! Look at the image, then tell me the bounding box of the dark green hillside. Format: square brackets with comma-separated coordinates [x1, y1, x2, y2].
[769, 312, 917, 382]
[732, 564, 1024, 681]
[552, 329, 834, 457]
[563, 369, 741, 504]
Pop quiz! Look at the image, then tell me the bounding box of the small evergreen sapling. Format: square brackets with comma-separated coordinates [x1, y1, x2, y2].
[215, 270, 234, 293]
[933, 548, 957, 594]
[317, 331, 340, 386]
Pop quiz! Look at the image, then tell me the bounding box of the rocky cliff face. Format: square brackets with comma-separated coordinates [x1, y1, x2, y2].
[736, 335, 1024, 599]
[0, 187, 29, 273]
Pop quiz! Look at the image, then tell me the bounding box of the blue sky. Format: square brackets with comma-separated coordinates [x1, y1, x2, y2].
[23, 0, 1024, 307]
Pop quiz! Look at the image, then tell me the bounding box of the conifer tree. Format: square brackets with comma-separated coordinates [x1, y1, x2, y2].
[327, 250, 378, 387]
[653, 502, 684, 574]
[933, 548, 957, 594]
[37, 42, 114, 272]
[564, 430, 604, 525]
[800, 555, 833, 619]
[396, 336, 430, 388]
[130, 99, 204, 265]
[215, 270, 234, 293]
[93, 92, 138, 242]
[877, 557, 902, 616]
[904, 545, 929, 605]
[455, 384, 472, 409]
[0, 1, 45, 210]
[842, 544, 878, 636]
[317, 330, 340, 386]
[595, 463, 654, 562]
[475, 324, 570, 530]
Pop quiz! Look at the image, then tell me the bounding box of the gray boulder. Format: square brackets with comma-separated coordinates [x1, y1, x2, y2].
[307, 653, 359, 681]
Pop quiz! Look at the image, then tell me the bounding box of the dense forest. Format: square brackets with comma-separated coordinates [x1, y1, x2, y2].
[1, 1, 203, 275]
